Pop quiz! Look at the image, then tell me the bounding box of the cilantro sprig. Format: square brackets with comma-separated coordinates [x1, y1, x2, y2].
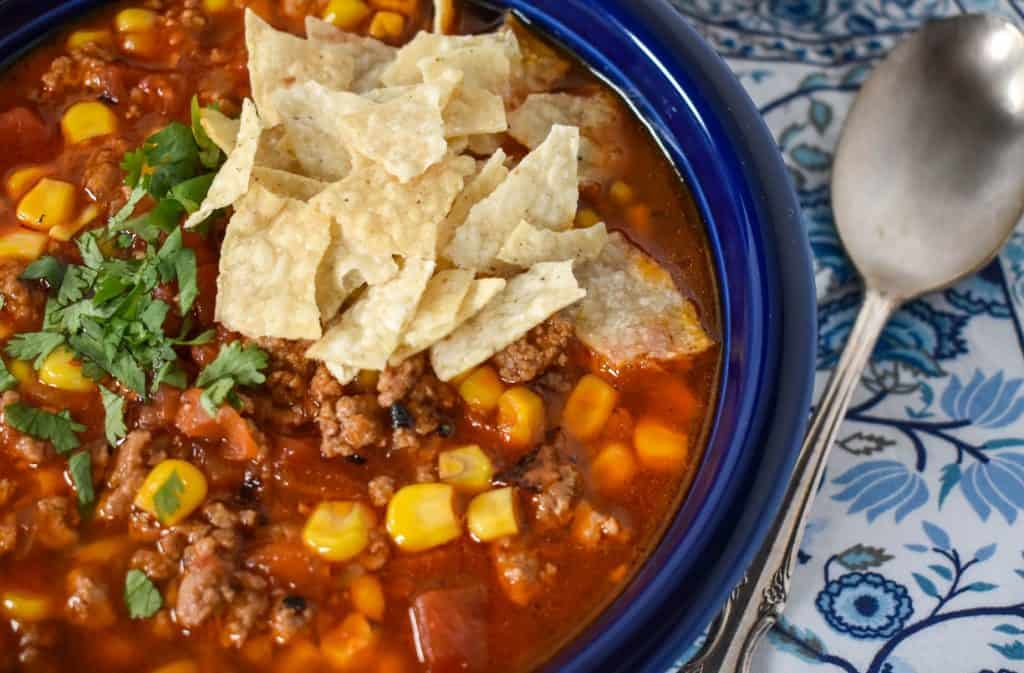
[4, 402, 85, 455]
[195, 342, 268, 416]
[124, 569, 163, 619]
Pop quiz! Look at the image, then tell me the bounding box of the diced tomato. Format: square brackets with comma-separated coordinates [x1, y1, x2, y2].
[217, 405, 262, 461]
[146, 384, 182, 426]
[175, 388, 222, 439]
[246, 541, 329, 594]
[410, 585, 489, 673]
[0, 107, 50, 161]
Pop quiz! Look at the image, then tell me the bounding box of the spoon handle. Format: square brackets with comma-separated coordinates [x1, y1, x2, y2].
[681, 288, 897, 673]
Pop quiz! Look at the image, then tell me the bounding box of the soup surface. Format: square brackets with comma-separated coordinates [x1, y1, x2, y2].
[0, 2, 720, 673]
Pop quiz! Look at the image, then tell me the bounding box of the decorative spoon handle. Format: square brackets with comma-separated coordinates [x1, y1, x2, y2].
[682, 289, 897, 673]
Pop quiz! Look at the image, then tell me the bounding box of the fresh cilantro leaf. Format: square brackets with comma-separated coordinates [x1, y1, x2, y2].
[21, 256, 66, 288]
[169, 173, 215, 214]
[192, 96, 223, 170]
[124, 569, 162, 619]
[107, 184, 147, 232]
[0, 359, 17, 392]
[172, 329, 215, 346]
[199, 377, 234, 416]
[57, 265, 98, 305]
[68, 451, 94, 507]
[121, 149, 146, 188]
[99, 385, 126, 446]
[5, 332, 64, 368]
[153, 470, 184, 522]
[196, 342, 268, 389]
[122, 198, 183, 242]
[76, 232, 105, 269]
[139, 300, 169, 333]
[174, 248, 198, 315]
[4, 402, 84, 454]
[144, 123, 202, 198]
[152, 360, 187, 392]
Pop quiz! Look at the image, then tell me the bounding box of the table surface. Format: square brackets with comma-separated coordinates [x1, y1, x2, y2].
[666, 1, 1024, 672]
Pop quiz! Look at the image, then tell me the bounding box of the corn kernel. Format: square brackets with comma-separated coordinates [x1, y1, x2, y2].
[150, 661, 200, 673]
[590, 442, 637, 495]
[0, 228, 48, 262]
[303, 501, 376, 562]
[350, 574, 385, 621]
[9, 359, 34, 384]
[6, 165, 50, 200]
[38, 346, 95, 392]
[609, 180, 635, 205]
[467, 487, 519, 542]
[135, 459, 209, 525]
[386, 483, 461, 552]
[438, 445, 493, 493]
[563, 374, 619, 441]
[634, 417, 689, 472]
[321, 613, 379, 671]
[202, 0, 234, 13]
[497, 386, 546, 451]
[50, 203, 101, 242]
[458, 365, 504, 415]
[323, 0, 372, 29]
[120, 31, 159, 57]
[369, 11, 405, 41]
[17, 178, 76, 231]
[575, 208, 601, 229]
[62, 101, 118, 145]
[115, 8, 158, 32]
[67, 29, 113, 50]
[1, 591, 53, 621]
[370, 0, 418, 13]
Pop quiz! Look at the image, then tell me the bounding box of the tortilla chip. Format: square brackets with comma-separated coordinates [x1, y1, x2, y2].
[216, 184, 330, 340]
[251, 167, 326, 200]
[445, 125, 579, 270]
[254, 126, 304, 173]
[574, 232, 713, 366]
[185, 99, 262, 229]
[497, 220, 607, 267]
[312, 153, 475, 258]
[452, 277, 506, 325]
[305, 16, 397, 93]
[200, 108, 240, 153]
[507, 17, 571, 102]
[390, 269, 475, 363]
[246, 10, 355, 125]
[278, 115, 352, 181]
[439, 150, 509, 253]
[326, 362, 359, 386]
[434, 0, 456, 34]
[381, 31, 519, 90]
[421, 62, 508, 138]
[307, 259, 436, 370]
[316, 218, 399, 318]
[464, 133, 506, 156]
[430, 261, 584, 380]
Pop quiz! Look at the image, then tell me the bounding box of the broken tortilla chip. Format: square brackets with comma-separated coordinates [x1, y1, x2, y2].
[251, 167, 326, 201]
[421, 62, 508, 138]
[390, 269, 475, 363]
[439, 150, 509, 253]
[305, 16, 397, 93]
[381, 31, 519, 90]
[316, 218, 399, 318]
[496, 220, 607, 268]
[200, 108, 240, 153]
[430, 261, 584, 381]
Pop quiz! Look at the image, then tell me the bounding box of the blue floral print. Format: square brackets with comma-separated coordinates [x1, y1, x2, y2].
[816, 572, 914, 638]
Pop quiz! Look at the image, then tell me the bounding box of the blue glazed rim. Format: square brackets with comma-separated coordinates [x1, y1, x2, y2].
[0, 2, 817, 672]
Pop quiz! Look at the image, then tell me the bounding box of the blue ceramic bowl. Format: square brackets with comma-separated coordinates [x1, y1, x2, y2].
[0, 1, 817, 671]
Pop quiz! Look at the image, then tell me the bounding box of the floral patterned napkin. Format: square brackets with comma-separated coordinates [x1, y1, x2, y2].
[668, 2, 1024, 672]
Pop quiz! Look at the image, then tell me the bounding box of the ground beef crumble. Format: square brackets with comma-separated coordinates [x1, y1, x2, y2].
[377, 353, 458, 444]
[492, 316, 573, 384]
[96, 431, 165, 523]
[499, 432, 580, 529]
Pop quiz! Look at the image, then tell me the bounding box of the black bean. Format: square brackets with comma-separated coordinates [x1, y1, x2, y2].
[282, 595, 307, 613]
[345, 454, 367, 465]
[390, 403, 414, 429]
[438, 420, 454, 438]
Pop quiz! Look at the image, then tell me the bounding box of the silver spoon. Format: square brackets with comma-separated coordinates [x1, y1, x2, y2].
[684, 13, 1024, 673]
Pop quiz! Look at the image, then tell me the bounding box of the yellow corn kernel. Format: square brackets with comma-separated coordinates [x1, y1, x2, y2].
[563, 374, 619, 440]
[0, 228, 49, 262]
[458, 365, 504, 415]
[386, 483, 461, 552]
[115, 8, 158, 32]
[438, 445, 493, 493]
[67, 28, 113, 50]
[634, 417, 689, 472]
[38, 346, 95, 392]
[202, 0, 234, 13]
[17, 178, 76, 231]
[321, 612, 379, 671]
[368, 11, 405, 41]
[6, 165, 50, 200]
[497, 386, 546, 451]
[349, 574, 385, 621]
[8, 359, 34, 384]
[49, 202, 102, 243]
[134, 460, 209, 525]
[150, 661, 200, 673]
[609, 180, 635, 205]
[370, 0, 418, 13]
[575, 208, 601, 229]
[62, 101, 118, 145]
[590, 442, 638, 495]
[74, 536, 135, 563]
[119, 31, 159, 57]
[323, 0, 372, 29]
[466, 487, 519, 542]
[1, 591, 53, 621]
[302, 501, 376, 562]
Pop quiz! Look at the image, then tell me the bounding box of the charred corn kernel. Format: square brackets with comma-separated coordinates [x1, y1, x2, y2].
[17, 178, 76, 231]
[202, 0, 234, 13]
[6, 165, 50, 200]
[386, 483, 460, 552]
[50, 202, 102, 242]
[591, 442, 638, 495]
[563, 374, 619, 440]
[467, 487, 519, 542]
[497, 386, 546, 450]
[62, 101, 118, 145]
[1, 591, 53, 621]
[368, 11, 405, 40]
[0, 228, 49, 262]
[609, 180, 635, 205]
[575, 208, 601, 229]
[135, 460, 208, 525]
[321, 612, 379, 670]
[150, 662, 200, 673]
[323, 0, 372, 29]
[8, 359, 33, 384]
[438, 445, 493, 493]
[303, 501, 376, 562]
[458, 365, 504, 415]
[38, 346, 95, 392]
[634, 417, 689, 472]
[370, 0, 418, 13]
[115, 8, 158, 32]
[67, 28, 112, 50]
[350, 574, 385, 621]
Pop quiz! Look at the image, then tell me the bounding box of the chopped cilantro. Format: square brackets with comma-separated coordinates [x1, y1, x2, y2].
[4, 401, 84, 454]
[107, 184, 147, 233]
[99, 385, 126, 446]
[169, 173, 215, 214]
[21, 256, 66, 288]
[5, 331, 65, 368]
[124, 569, 162, 619]
[195, 342, 268, 416]
[199, 377, 235, 416]
[192, 96, 223, 170]
[76, 232, 105, 269]
[153, 470, 184, 522]
[0, 359, 17, 392]
[68, 451, 94, 507]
